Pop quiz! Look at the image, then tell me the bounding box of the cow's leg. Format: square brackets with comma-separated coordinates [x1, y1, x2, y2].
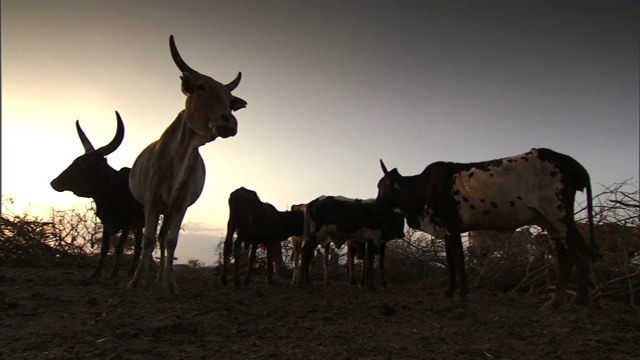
[299, 239, 317, 287]
[128, 228, 143, 276]
[443, 237, 457, 299]
[160, 213, 183, 295]
[291, 239, 298, 285]
[347, 244, 357, 285]
[568, 224, 591, 306]
[365, 240, 376, 291]
[266, 243, 275, 285]
[91, 228, 111, 279]
[379, 242, 387, 288]
[232, 235, 244, 288]
[450, 233, 468, 300]
[359, 243, 366, 287]
[244, 243, 258, 286]
[220, 224, 235, 286]
[128, 209, 160, 290]
[323, 243, 331, 287]
[291, 239, 301, 285]
[156, 219, 171, 284]
[111, 229, 131, 279]
[546, 237, 573, 308]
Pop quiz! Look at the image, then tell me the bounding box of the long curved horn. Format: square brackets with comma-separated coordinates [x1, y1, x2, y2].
[380, 159, 389, 175]
[76, 120, 95, 153]
[226, 72, 242, 92]
[169, 35, 197, 74]
[95, 111, 125, 157]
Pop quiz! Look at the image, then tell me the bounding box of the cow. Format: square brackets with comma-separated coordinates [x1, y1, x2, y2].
[220, 187, 304, 288]
[127, 35, 246, 295]
[50, 112, 145, 279]
[346, 211, 405, 288]
[375, 148, 599, 308]
[289, 203, 308, 285]
[300, 196, 405, 290]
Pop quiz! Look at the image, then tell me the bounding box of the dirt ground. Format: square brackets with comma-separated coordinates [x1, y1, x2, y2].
[1, 264, 639, 360]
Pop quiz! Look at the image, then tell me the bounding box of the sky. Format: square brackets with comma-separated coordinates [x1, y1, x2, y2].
[2, 1, 639, 265]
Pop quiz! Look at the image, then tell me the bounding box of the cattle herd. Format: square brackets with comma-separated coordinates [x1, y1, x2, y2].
[51, 35, 599, 309]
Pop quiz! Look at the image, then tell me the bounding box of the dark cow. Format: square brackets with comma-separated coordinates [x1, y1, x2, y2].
[300, 196, 405, 290]
[50, 112, 145, 279]
[346, 210, 405, 288]
[220, 187, 304, 288]
[375, 148, 598, 307]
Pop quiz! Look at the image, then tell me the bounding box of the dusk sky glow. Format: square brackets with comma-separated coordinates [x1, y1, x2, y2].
[2, 1, 638, 264]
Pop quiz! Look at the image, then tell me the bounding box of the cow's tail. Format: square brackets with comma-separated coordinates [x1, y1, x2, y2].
[585, 181, 600, 262]
[570, 155, 599, 262]
[302, 206, 310, 248]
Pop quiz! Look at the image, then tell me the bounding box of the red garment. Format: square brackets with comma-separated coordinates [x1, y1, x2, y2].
[260, 242, 283, 266]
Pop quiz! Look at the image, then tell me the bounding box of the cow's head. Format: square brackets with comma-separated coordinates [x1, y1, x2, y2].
[375, 160, 426, 221]
[170, 35, 245, 141]
[375, 159, 402, 211]
[50, 111, 124, 198]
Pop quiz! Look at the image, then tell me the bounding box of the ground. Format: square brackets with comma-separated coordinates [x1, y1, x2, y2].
[1, 265, 639, 360]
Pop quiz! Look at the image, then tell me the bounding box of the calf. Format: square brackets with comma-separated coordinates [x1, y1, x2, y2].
[220, 187, 304, 287]
[346, 211, 405, 288]
[376, 148, 598, 307]
[300, 196, 404, 290]
[50, 112, 145, 279]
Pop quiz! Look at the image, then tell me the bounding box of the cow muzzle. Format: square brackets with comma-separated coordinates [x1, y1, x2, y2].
[211, 113, 238, 138]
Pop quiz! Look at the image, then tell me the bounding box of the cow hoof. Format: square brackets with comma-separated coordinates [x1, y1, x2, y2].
[162, 285, 180, 297]
[541, 299, 561, 310]
[127, 279, 145, 290]
[441, 291, 455, 300]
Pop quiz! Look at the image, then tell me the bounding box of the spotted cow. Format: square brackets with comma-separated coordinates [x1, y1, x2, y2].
[376, 148, 598, 307]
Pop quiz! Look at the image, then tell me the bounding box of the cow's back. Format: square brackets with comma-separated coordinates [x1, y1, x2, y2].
[450, 149, 567, 232]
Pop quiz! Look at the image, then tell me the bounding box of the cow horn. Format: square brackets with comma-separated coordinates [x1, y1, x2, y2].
[226, 72, 242, 92]
[76, 121, 95, 153]
[95, 111, 125, 157]
[380, 159, 389, 175]
[169, 35, 197, 74]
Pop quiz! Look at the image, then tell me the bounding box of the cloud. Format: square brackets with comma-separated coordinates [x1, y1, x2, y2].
[181, 221, 224, 235]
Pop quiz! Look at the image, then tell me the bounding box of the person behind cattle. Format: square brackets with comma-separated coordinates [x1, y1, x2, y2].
[260, 241, 284, 274]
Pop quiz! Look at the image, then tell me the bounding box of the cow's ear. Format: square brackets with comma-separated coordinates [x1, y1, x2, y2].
[180, 72, 195, 95]
[231, 96, 247, 111]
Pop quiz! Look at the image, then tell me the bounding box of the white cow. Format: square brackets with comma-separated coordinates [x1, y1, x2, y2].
[127, 35, 246, 295]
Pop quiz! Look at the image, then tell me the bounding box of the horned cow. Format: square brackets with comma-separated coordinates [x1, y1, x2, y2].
[220, 187, 304, 288]
[375, 148, 598, 308]
[50, 112, 144, 279]
[300, 196, 405, 290]
[127, 35, 246, 295]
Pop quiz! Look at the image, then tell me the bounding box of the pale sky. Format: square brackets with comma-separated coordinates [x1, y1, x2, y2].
[2, 1, 638, 264]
